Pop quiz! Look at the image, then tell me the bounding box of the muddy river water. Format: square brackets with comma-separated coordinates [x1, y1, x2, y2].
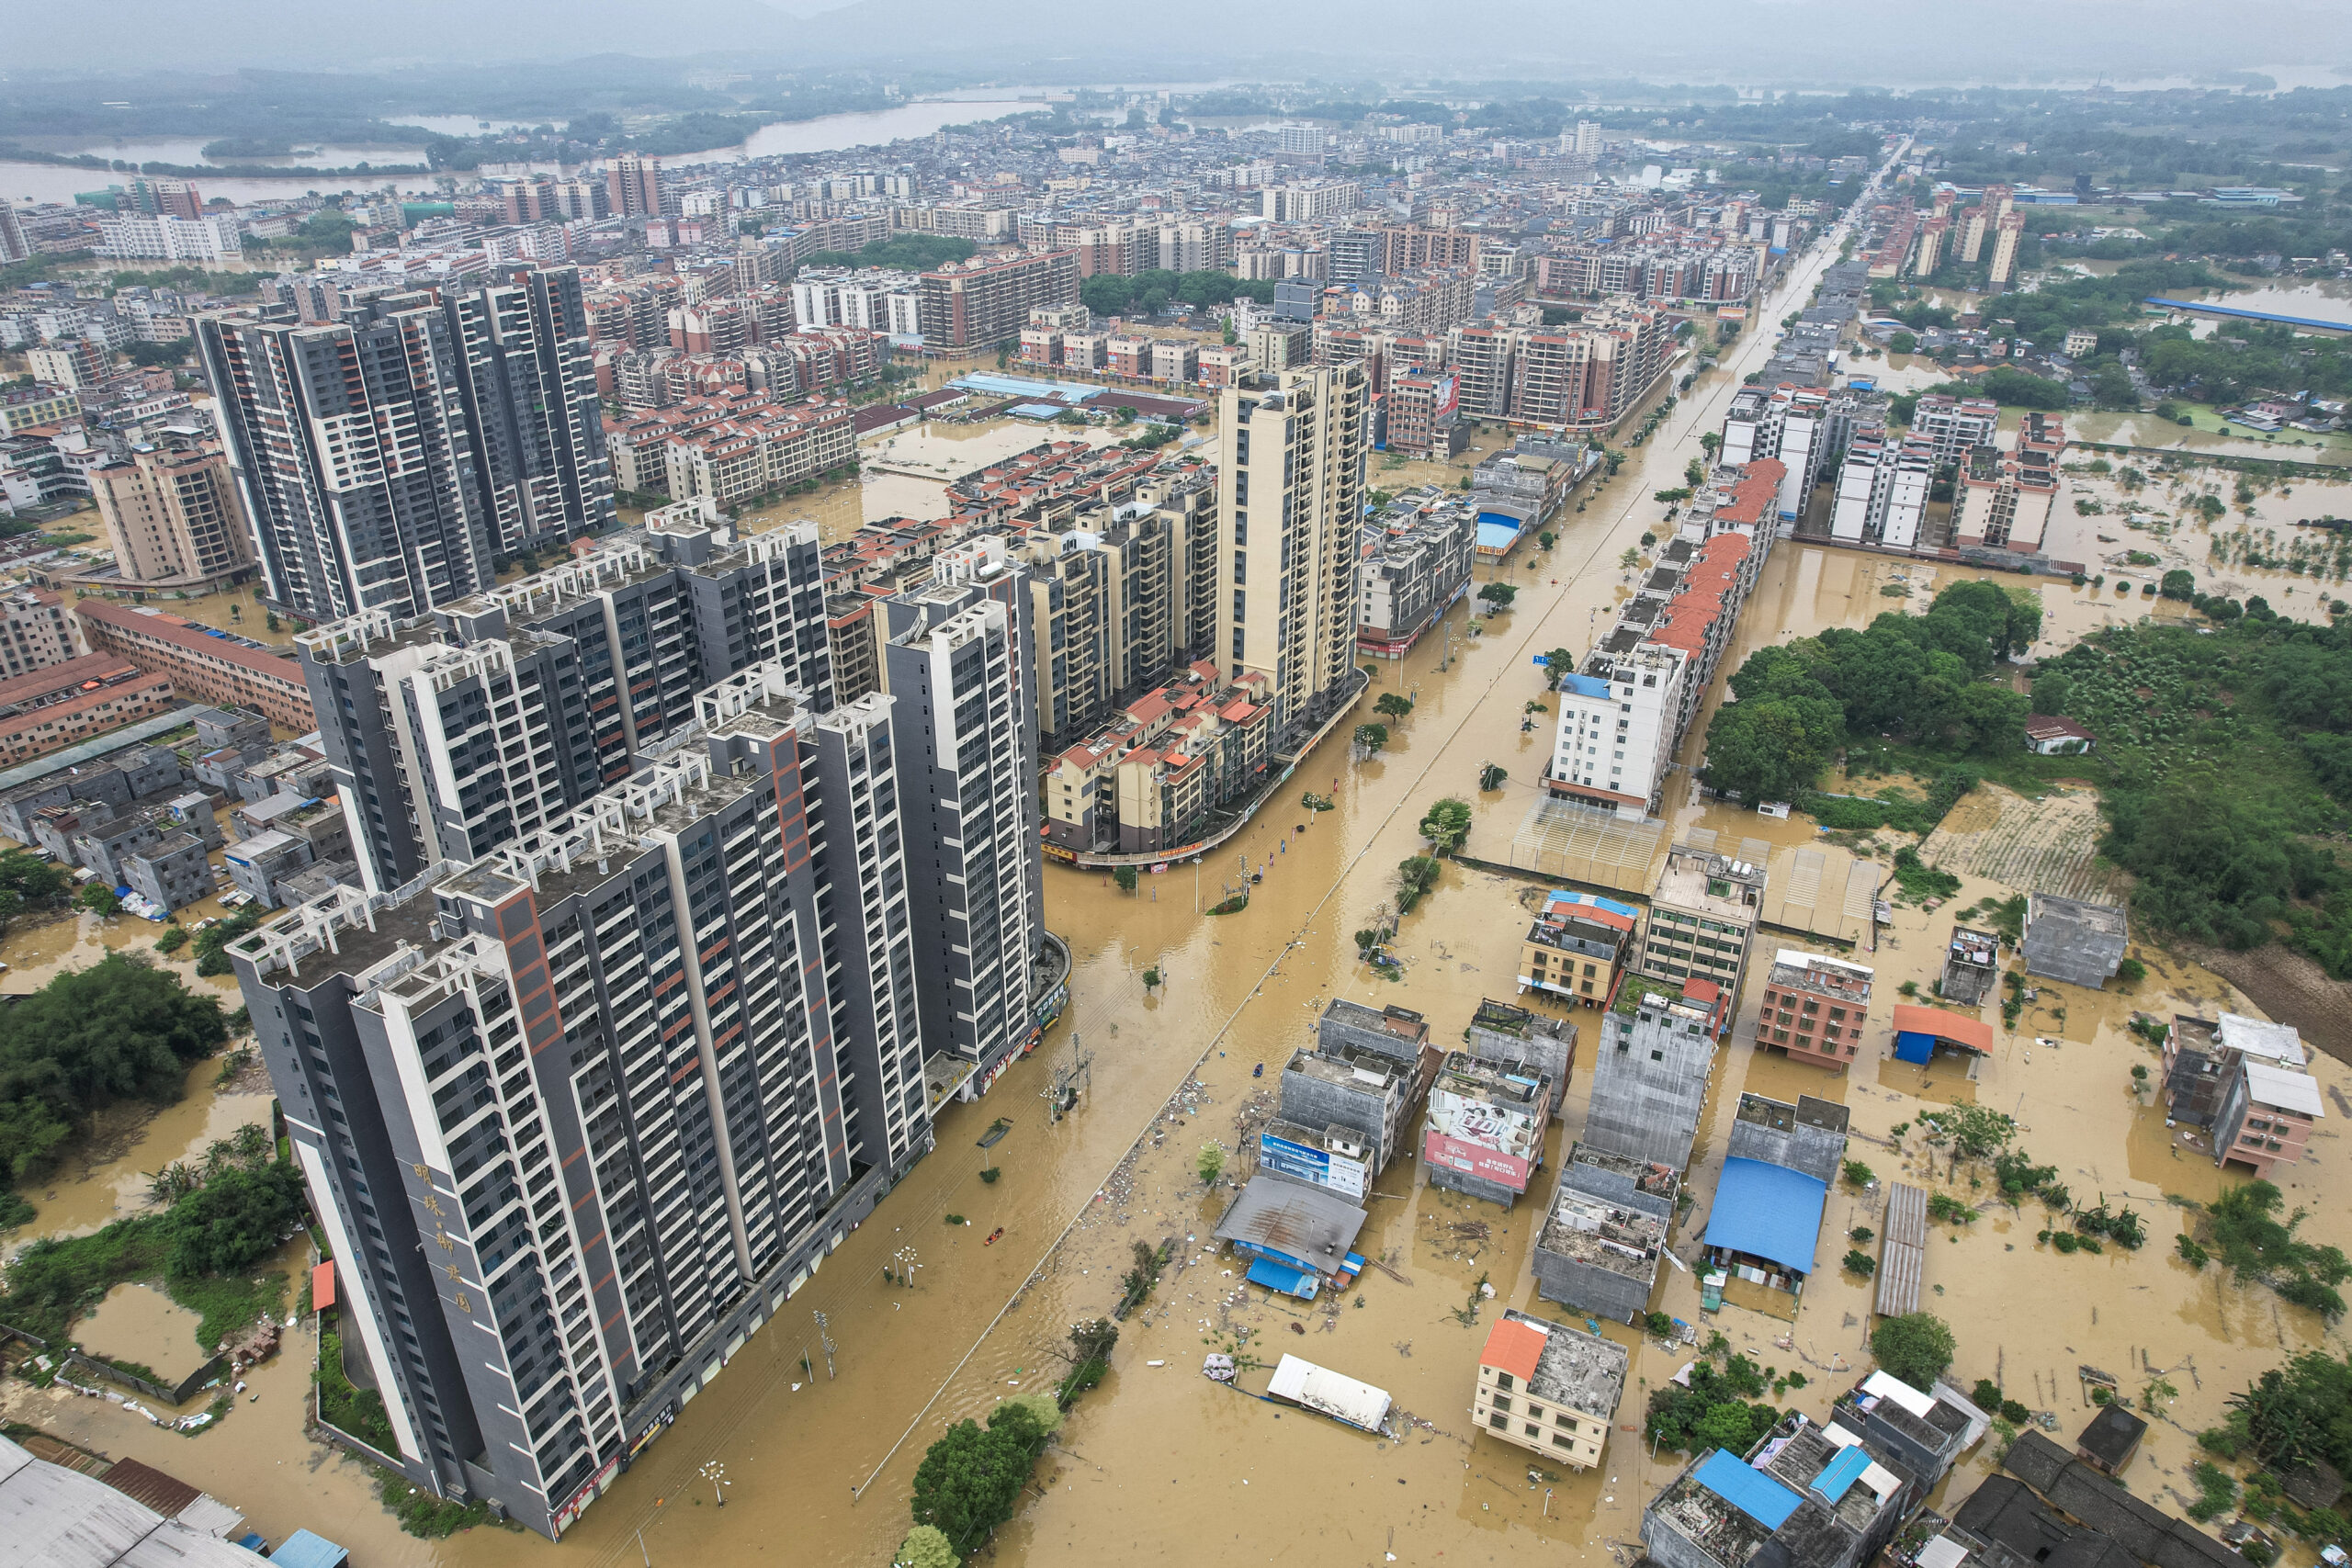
[10, 230, 2350, 1568]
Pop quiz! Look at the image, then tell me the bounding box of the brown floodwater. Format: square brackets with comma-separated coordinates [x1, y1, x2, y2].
[28, 241, 2352, 1568]
[78, 1281, 211, 1375]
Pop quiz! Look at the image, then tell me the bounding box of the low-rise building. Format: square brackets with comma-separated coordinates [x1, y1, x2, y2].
[1463, 997, 1576, 1111]
[2163, 1011, 2306, 1129]
[1642, 1414, 1916, 1568]
[1532, 1143, 1678, 1324]
[1754, 949, 1875, 1071]
[122, 829, 210, 910]
[1834, 1370, 1984, 1490]
[1940, 924, 1999, 1006]
[1257, 1117, 1374, 1201]
[2074, 1404, 2146, 1479]
[1422, 1051, 1552, 1207]
[74, 601, 311, 731]
[1517, 888, 1636, 1006]
[2022, 714, 2094, 755]
[1473, 1308, 1629, 1471]
[2212, 1056, 2323, 1179]
[0, 653, 176, 767]
[2020, 893, 2128, 988]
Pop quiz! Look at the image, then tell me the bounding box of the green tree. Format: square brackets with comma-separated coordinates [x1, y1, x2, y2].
[167, 1159, 303, 1277]
[1543, 649, 1577, 689]
[1871, 1313, 1958, 1391]
[78, 883, 121, 917]
[1374, 691, 1416, 723]
[1112, 865, 1138, 894]
[909, 1403, 1047, 1557]
[1419, 796, 1473, 852]
[2161, 569, 2197, 602]
[1353, 722, 1388, 754]
[1197, 1142, 1226, 1187]
[1478, 583, 1517, 608]
[2030, 671, 2073, 716]
[1396, 854, 1442, 911]
[896, 1525, 958, 1568]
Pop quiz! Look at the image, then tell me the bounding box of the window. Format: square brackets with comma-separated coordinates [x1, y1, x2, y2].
[1492, 1371, 1512, 1392]
[1490, 1413, 1509, 1431]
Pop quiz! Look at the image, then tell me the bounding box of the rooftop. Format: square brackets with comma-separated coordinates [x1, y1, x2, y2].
[1484, 1307, 1630, 1420]
[1538, 1181, 1669, 1280]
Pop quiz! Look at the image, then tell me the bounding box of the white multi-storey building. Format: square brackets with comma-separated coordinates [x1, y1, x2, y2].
[1549, 644, 1688, 820]
[96, 212, 243, 263]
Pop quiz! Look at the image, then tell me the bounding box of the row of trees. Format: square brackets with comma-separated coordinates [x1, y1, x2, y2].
[1700, 581, 2041, 804]
[1078, 269, 1277, 320]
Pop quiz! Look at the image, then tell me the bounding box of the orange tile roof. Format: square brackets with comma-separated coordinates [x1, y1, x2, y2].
[1479, 1317, 1549, 1383]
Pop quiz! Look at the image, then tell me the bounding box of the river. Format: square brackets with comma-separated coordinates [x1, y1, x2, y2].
[9, 187, 2347, 1568]
[0, 100, 1041, 206]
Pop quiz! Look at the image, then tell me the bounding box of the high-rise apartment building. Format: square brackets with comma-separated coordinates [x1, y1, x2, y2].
[1547, 644, 1688, 818]
[0, 586, 81, 678]
[198, 268, 614, 623]
[87, 434, 256, 589]
[876, 550, 1045, 1089]
[606, 153, 663, 219]
[127, 176, 204, 220]
[298, 520, 832, 894]
[916, 250, 1080, 351]
[229, 665, 927, 1542]
[1216, 365, 1370, 743]
[1909, 393, 1999, 468]
[1986, 211, 2025, 288]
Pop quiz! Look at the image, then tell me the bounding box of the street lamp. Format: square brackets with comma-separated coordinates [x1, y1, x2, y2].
[699, 1459, 729, 1507]
[892, 1244, 920, 1288]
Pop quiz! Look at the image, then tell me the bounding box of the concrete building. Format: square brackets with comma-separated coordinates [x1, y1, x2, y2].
[1584, 971, 1730, 1172]
[1829, 426, 1936, 548]
[1257, 1117, 1374, 1201]
[1987, 212, 2026, 288]
[2212, 1056, 2323, 1179]
[1836, 1370, 1982, 1489]
[877, 562, 1045, 1092]
[1984, 1430, 2240, 1568]
[1216, 365, 1369, 746]
[1640, 842, 1766, 996]
[1547, 649, 1687, 818]
[1515, 889, 1634, 1009]
[197, 267, 614, 624]
[1754, 950, 1875, 1071]
[1473, 1308, 1628, 1471]
[2162, 1011, 2306, 1130]
[0, 586, 82, 678]
[87, 435, 256, 591]
[296, 521, 831, 894]
[1422, 1050, 1552, 1206]
[0, 653, 176, 768]
[1355, 492, 1475, 657]
[75, 601, 311, 731]
[916, 250, 1080, 351]
[1531, 1143, 1677, 1325]
[1910, 394, 2000, 468]
[120, 829, 210, 910]
[2020, 893, 2128, 988]
[1951, 438, 2062, 554]
[228, 672, 927, 1541]
[1725, 1091, 1851, 1186]
[2075, 1405, 2147, 1479]
[1463, 997, 1577, 1111]
[1273, 1000, 1438, 1176]
[1642, 1414, 1916, 1568]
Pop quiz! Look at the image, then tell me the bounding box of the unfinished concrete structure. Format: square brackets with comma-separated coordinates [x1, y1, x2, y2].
[1464, 998, 1576, 1112]
[1277, 1043, 1423, 1175]
[1638, 841, 1767, 997]
[1532, 1144, 1678, 1324]
[1724, 1092, 1850, 1185]
[1318, 998, 1431, 1063]
[1585, 974, 1728, 1171]
[2021, 893, 2128, 988]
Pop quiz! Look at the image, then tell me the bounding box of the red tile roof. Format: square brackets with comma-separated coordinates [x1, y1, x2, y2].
[1479, 1316, 1549, 1383]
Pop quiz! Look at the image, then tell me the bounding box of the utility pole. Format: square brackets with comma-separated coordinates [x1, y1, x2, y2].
[813, 1311, 836, 1380]
[699, 1459, 729, 1507]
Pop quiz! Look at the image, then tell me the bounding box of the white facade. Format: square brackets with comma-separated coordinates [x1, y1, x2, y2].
[1550, 644, 1687, 818]
[96, 212, 243, 263]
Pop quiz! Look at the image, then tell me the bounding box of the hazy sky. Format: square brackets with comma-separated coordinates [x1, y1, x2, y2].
[1, 0, 2346, 86]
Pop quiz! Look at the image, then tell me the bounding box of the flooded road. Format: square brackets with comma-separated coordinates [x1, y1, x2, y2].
[17, 231, 2352, 1568]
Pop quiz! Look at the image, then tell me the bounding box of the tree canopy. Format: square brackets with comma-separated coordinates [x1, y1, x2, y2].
[1871, 1313, 1958, 1391]
[1079, 269, 1274, 319]
[1701, 581, 2039, 802]
[0, 954, 227, 1180]
[910, 1401, 1049, 1557]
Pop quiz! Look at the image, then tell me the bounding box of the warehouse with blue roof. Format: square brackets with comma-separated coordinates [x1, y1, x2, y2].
[1702, 1156, 1827, 1294]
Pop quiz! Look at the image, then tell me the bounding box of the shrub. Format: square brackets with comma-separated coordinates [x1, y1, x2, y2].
[1842, 1249, 1877, 1278]
[2001, 1398, 2031, 1425]
[1842, 1159, 1875, 1190]
[1871, 1313, 1957, 1390]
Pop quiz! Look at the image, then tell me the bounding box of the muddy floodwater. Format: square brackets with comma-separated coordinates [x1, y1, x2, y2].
[15, 234, 2352, 1568]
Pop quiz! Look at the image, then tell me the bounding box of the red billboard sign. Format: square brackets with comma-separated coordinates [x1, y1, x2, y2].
[1422, 1131, 1532, 1191]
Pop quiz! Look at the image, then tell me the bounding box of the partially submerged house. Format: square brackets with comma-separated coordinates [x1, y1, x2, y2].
[2020, 894, 2128, 988]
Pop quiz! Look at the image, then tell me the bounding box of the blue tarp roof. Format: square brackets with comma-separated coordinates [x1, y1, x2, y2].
[1247, 1257, 1319, 1299]
[1811, 1441, 1871, 1504]
[270, 1529, 351, 1568]
[1692, 1449, 1803, 1529]
[1704, 1157, 1827, 1275]
[1894, 1031, 1937, 1065]
[1556, 672, 1613, 699]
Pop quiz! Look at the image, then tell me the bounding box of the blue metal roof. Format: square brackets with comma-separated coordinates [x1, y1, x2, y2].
[1547, 888, 1640, 920]
[1811, 1441, 1872, 1504]
[1247, 1257, 1319, 1299]
[2146, 298, 2352, 334]
[1703, 1157, 1828, 1276]
[1692, 1449, 1803, 1529]
[270, 1529, 351, 1568]
[1558, 672, 1613, 700]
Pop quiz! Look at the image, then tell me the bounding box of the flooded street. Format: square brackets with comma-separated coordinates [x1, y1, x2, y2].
[13, 235, 2351, 1568]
